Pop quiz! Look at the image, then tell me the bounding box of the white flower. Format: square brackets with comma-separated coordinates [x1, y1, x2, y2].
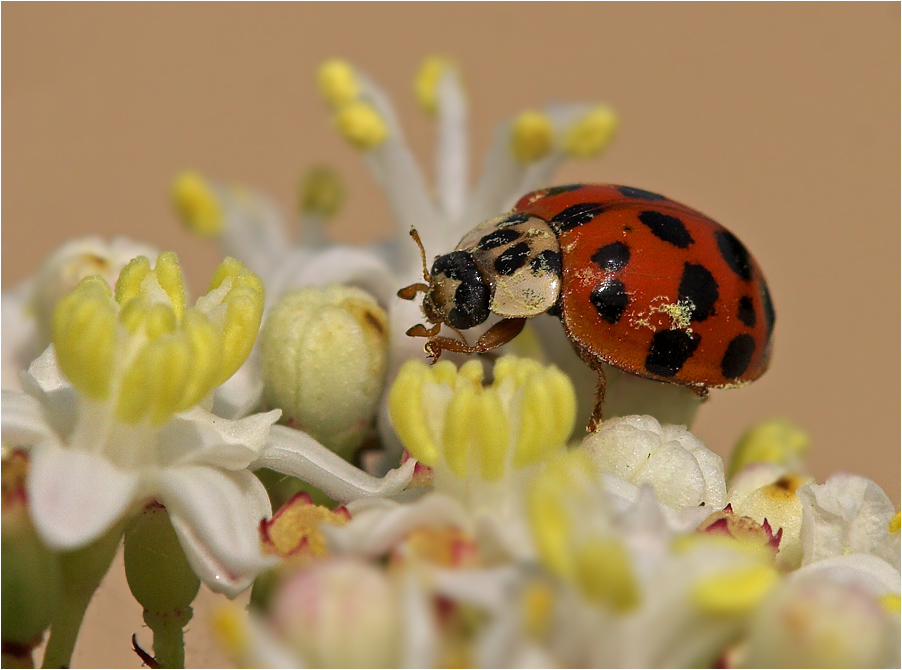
[797, 474, 900, 570]
[1, 253, 415, 597]
[581, 415, 727, 511]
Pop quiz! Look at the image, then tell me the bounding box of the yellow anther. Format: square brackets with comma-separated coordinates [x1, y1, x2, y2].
[544, 368, 577, 445]
[430, 359, 460, 387]
[574, 539, 640, 612]
[262, 497, 349, 560]
[692, 564, 778, 615]
[317, 59, 359, 109]
[389, 361, 439, 465]
[118, 298, 150, 334]
[521, 582, 555, 639]
[144, 304, 178, 339]
[510, 111, 554, 164]
[171, 171, 223, 238]
[442, 385, 477, 478]
[115, 256, 152, 307]
[414, 55, 456, 116]
[210, 604, 249, 661]
[728, 419, 810, 478]
[298, 166, 345, 218]
[889, 512, 901, 534]
[879, 593, 900, 614]
[334, 101, 388, 150]
[458, 359, 484, 386]
[51, 276, 117, 400]
[176, 311, 222, 410]
[513, 378, 555, 468]
[527, 479, 573, 578]
[562, 105, 618, 158]
[475, 390, 510, 482]
[153, 252, 187, 321]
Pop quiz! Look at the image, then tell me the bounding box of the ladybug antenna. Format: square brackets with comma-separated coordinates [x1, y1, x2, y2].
[396, 227, 432, 301]
[409, 227, 431, 283]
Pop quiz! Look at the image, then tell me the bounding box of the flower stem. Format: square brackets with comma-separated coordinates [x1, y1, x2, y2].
[144, 607, 192, 669]
[41, 526, 123, 669]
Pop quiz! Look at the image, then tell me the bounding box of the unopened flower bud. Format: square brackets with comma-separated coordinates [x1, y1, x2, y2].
[1, 450, 61, 648]
[260, 286, 389, 459]
[270, 558, 401, 668]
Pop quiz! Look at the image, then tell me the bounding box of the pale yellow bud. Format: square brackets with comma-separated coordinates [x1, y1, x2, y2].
[260, 286, 389, 459]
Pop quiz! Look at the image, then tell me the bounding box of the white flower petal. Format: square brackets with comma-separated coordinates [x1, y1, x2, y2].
[28, 445, 139, 550]
[328, 493, 470, 557]
[155, 466, 272, 597]
[1, 390, 57, 447]
[798, 474, 899, 568]
[212, 347, 265, 420]
[162, 407, 280, 469]
[791, 554, 901, 597]
[252, 425, 416, 503]
[1, 279, 37, 391]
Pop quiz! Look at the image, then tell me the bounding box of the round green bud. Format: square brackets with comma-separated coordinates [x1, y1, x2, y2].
[260, 285, 389, 459]
[124, 504, 200, 615]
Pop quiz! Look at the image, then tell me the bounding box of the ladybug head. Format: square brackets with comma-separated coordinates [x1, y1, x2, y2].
[397, 228, 491, 333]
[424, 251, 491, 330]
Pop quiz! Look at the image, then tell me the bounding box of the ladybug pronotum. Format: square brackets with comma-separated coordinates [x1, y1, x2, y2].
[398, 184, 774, 431]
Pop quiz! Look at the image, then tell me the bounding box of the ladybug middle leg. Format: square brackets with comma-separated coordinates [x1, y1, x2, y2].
[424, 318, 526, 362]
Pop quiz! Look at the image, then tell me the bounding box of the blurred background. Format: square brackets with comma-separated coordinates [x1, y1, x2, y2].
[4, 4, 899, 667]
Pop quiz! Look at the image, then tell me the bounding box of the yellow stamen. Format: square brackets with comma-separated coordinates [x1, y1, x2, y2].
[414, 55, 457, 116]
[51, 276, 117, 400]
[334, 101, 388, 150]
[521, 581, 555, 638]
[171, 171, 223, 238]
[562, 105, 618, 158]
[879, 593, 900, 614]
[210, 604, 249, 661]
[317, 59, 359, 109]
[510, 111, 553, 164]
[574, 538, 640, 612]
[389, 361, 439, 465]
[298, 166, 345, 218]
[728, 419, 810, 478]
[888, 512, 900, 534]
[692, 564, 779, 615]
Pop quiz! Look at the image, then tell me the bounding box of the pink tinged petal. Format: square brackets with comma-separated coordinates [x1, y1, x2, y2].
[1, 391, 58, 447]
[156, 467, 273, 597]
[252, 425, 415, 503]
[28, 446, 139, 550]
[159, 408, 280, 470]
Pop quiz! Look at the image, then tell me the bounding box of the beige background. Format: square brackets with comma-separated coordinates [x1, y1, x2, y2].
[4, 4, 899, 668]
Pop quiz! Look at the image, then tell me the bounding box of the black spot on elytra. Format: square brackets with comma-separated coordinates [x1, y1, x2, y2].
[478, 229, 521, 250]
[737, 296, 756, 327]
[590, 278, 629, 324]
[716, 230, 753, 280]
[550, 202, 607, 233]
[645, 330, 701, 377]
[617, 185, 667, 201]
[591, 242, 631, 273]
[638, 210, 694, 248]
[494, 242, 531, 276]
[721, 334, 756, 379]
[498, 213, 530, 227]
[678, 263, 719, 322]
[543, 184, 585, 198]
[530, 250, 562, 276]
[760, 281, 775, 339]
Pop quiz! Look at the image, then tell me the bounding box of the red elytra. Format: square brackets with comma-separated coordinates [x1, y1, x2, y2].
[399, 183, 775, 430]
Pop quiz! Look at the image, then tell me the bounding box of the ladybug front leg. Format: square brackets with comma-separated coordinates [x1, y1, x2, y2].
[425, 318, 526, 361]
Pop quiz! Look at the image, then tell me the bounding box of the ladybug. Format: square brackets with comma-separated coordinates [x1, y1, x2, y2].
[398, 184, 774, 431]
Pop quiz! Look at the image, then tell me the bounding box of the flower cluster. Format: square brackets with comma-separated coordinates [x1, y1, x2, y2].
[1, 55, 898, 669]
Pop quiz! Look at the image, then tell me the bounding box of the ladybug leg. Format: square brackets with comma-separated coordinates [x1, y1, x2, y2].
[587, 365, 607, 433]
[397, 282, 429, 300]
[406, 322, 442, 338]
[690, 386, 710, 402]
[425, 318, 527, 362]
